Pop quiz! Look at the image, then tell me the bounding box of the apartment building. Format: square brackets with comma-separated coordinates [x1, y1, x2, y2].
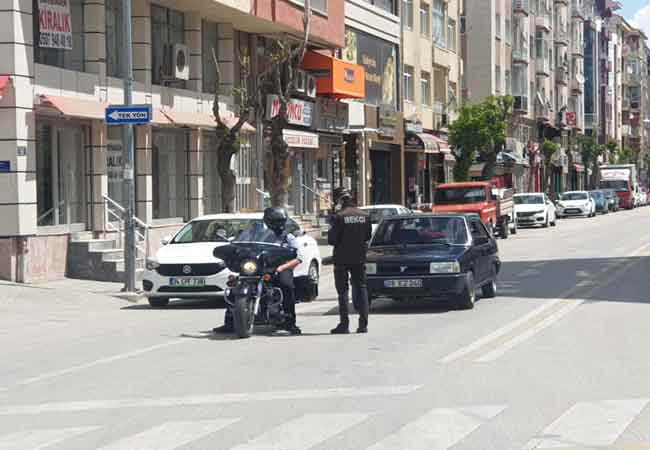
[402, 0, 461, 205]
[0, 0, 360, 282]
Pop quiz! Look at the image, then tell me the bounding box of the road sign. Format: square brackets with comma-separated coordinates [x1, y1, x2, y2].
[105, 104, 152, 124]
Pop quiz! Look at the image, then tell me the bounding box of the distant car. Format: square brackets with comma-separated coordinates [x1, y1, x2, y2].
[142, 213, 322, 307]
[603, 189, 620, 212]
[556, 191, 596, 218]
[513, 193, 557, 227]
[637, 188, 648, 207]
[360, 204, 412, 234]
[589, 190, 608, 214]
[365, 213, 500, 310]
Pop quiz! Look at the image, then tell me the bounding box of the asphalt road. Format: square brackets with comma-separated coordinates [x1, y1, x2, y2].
[3, 207, 650, 450]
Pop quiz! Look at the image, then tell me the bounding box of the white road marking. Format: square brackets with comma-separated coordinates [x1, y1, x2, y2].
[366, 405, 506, 450]
[524, 399, 649, 449]
[0, 339, 186, 392]
[438, 299, 563, 363]
[475, 300, 583, 362]
[0, 426, 98, 450]
[0, 385, 420, 415]
[229, 413, 368, 450]
[98, 419, 238, 450]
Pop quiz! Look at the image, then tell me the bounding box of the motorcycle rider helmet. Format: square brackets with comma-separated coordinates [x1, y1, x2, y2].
[263, 207, 289, 234]
[333, 187, 352, 205]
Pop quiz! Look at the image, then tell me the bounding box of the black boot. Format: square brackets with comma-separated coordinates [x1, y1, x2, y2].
[330, 323, 350, 334]
[281, 319, 301, 335]
[213, 312, 234, 333]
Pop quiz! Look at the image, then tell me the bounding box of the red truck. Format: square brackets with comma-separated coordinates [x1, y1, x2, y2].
[421, 182, 514, 238]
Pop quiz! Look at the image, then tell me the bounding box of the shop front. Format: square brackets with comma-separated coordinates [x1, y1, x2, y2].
[368, 104, 404, 206]
[404, 130, 439, 207]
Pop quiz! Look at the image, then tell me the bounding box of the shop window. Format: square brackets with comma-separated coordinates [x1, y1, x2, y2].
[106, 0, 124, 77]
[202, 21, 218, 93]
[151, 5, 185, 86]
[152, 130, 188, 220]
[403, 0, 414, 30]
[421, 71, 431, 106]
[36, 122, 87, 228]
[33, 0, 85, 72]
[404, 65, 414, 102]
[420, 3, 430, 36]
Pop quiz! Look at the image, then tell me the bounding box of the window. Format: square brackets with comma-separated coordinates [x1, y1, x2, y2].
[420, 3, 430, 36]
[403, 0, 414, 29]
[432, 0, 446, 47]
[495, 12, 501, 39]
[367, 0, 396, 14]
[448, 19, 457, 52]
[421, 71, 431, 105]
[470, 219, 489, 240]
[106, 0, 123, 77]
[404, 65, 414, 102]
[291, 0, 327, 13]
[495, 65, 501, 93]
[505, 18, 512, 44]
[33, 0, 85, 72]
[152, 130, 188, 220]
[151, 5, 185, 86]
[505, 69, 512, 94]
[202, 21, 218, 93]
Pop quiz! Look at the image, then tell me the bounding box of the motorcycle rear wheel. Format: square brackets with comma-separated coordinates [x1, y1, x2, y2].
[233, 296, 255, 338]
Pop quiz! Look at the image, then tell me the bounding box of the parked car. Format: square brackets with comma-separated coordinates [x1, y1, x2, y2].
[142, 213, 322, 307]
[556, 191, 596, 218]
[589, 190, 608, 214]
[360, 204, 412, 234]
[365, 213, 500, 310]
[603, 189, 620, 212]
[513, 193, 557, 227]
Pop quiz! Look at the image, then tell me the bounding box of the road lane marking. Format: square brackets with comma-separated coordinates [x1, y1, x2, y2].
[523, 399, 649, 449]
[0, 339, 187, 392]
[229, 413, 368, 450]
[366, 405, 506, 450]
[0, 385, 421, 415]
[0, 426, 98, 450]
[98, 419, 238, 450]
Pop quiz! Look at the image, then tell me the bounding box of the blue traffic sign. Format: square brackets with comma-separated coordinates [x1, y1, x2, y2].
[105, 104, 152, 124]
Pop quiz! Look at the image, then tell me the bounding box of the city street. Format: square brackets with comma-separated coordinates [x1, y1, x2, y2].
[3, 208, 650, 450]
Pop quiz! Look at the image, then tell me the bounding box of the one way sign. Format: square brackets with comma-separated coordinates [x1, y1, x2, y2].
[105, 104, 152, 124]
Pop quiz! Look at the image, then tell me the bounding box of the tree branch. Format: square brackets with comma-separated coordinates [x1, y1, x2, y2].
[211, 47, 227, 130]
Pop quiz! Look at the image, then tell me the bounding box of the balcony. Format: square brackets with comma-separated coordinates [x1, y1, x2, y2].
[432, 101, 445, 114]
[556, 66, 569, 84]
[554, 0, 569, 4]
[535, 101, 551, 122]
[623, 97, 630, 110]
[536, 15, 552, 31]
[513, 95, 529, 112]
[624, 71, 643, 86]
[571, 41, 584, 56]
[621, 124, 630, 136]
[584, 113, 598, 129]
[513, 0, 530, 15]
[571, 74, 584, 93]
[554, 28, 569, 46]
[630, 99, 641, 110]
[536, 58, 551, 76]
[513, 47, 530, 63]
[571, 1, 584, 19]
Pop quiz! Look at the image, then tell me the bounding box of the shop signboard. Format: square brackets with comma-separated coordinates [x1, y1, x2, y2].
[38, 0, 73, 50]
[107, 140, 123, 204]
[266, 95, 314, 127]
[378, 104, 398, 138]
[315, 98, 349, 132]
[0, 160, 9, 173]
[342, 28, 398, 108]
[282, 130, 319, 148]
[405, 120, 423, 133]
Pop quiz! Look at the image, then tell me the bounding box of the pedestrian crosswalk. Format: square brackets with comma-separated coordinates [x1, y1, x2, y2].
[0, 398, 648, 450]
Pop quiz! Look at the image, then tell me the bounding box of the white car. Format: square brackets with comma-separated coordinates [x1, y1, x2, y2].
[556, 191, 596, 218]
[360, 204, 412, 234]
[142, 213, 322, 307]
[513, 192, 557, 228]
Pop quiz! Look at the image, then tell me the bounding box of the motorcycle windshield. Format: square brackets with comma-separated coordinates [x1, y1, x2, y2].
[233, 224, 281, 244]
[213, 231, 297, 273]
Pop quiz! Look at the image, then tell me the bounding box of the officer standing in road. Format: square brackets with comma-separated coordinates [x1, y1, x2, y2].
[328, 187, 372, 334]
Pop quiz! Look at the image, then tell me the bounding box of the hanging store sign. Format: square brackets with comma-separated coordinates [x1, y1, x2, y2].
[266, 95, 314, 127]
[38, 0, 73, 50]
[282, 129, 319, 148]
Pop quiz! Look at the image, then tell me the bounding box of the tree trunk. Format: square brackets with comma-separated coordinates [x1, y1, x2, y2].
[216, 135, 238, 213]
[480, 152, 497, 182]
[269, 116, 290, 207]
[544, 162, 553, 197]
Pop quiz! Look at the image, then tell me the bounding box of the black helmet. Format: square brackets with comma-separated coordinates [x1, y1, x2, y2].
[333, 187, 352, 204]
[263, 207, 288, 234]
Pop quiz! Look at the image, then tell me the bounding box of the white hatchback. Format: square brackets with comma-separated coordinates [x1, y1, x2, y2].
[556, 191, 596, 218]
[142, 213, 322, 307]
[513, 192, 557, 227]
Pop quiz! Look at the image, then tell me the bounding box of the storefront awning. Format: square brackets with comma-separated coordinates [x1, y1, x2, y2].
[37, 94, 108, 120]
[301, 51, 365, 100]
[432, 134, 450, 153]
[404, 132, 439, 153]
[283, 129, 319, 148]
[0, 75, 11, 100]
[161, 109, 255, 133]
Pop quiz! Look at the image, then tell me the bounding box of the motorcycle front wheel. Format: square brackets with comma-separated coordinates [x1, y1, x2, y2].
[233, 296, 255, 338]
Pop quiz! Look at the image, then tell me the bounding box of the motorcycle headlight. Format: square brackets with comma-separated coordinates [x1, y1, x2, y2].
[146, 258, 159, 271]
[241, 260, 258, 275]
[365, 263, 377, 275]
[430, 261, 461, 274]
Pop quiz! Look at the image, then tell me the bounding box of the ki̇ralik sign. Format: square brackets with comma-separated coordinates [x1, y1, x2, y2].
[266, 95, 314, 127]
[38, 0, 73, 50]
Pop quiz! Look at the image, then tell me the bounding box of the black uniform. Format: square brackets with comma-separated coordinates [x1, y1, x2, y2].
[328, 206, 372, 330]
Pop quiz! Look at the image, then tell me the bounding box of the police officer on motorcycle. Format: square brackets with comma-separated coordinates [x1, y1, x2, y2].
[328, 187, 372, 334]
[214, 207, 302, 335]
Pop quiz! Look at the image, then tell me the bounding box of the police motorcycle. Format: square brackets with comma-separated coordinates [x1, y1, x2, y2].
[213, 225, 297, 338]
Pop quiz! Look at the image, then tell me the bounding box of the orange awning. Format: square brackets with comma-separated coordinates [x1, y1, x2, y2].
[301, 51, 365, 100]
[0, 75, 10, 100]
[38, 94, 108, 120]
[161, 108, 255, 133]
[431, 134, 450, 153]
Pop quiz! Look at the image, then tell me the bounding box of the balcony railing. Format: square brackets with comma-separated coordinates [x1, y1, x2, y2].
[624, 71, 642, 85]
[513, 0, 530, 15]
[513, 47, 530, 63]
[554, 28, 569, 45]
[556, 66, 569, 84]
[571, 74, 584, 93]
[584, 113, 598, 128]
[537, 58, 551, 75]
[536, 14, 551, 31]
[571, 0, 584, 18]
[535, 101, 551, 121]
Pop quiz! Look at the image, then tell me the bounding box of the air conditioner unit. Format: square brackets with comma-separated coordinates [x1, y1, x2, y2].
[305, 74, 317, 98]
[172, 44, 190, 80]
[293, 69, 308, 95]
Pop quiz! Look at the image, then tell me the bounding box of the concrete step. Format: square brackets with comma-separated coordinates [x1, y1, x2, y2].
[70, 238, 117, 252]
[98, 248, 125, 262]
[70, 230, 95, 241]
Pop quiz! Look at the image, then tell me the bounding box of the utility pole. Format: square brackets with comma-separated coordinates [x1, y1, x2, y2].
[122, 0, 136, 292]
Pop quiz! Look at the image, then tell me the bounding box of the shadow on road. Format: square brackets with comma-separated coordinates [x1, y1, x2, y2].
[121, 297, 228, 311]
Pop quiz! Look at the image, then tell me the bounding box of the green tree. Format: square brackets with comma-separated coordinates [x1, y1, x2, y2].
[605, 138, 618, 164]
[618, 147, 634, 164]
[449, 95, 512, 181]
[540, 139, 560, 195]
[578, 136, 604, 189]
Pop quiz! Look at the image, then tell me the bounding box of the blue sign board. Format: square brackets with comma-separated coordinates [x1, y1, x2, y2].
[0, 160, 10, 173]
[105, 104, 152, 125]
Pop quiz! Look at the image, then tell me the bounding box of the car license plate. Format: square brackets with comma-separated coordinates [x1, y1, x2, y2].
[169, 277, 206, 287]
[384, 279, 423, 288]
[566, 208, 579, 214]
